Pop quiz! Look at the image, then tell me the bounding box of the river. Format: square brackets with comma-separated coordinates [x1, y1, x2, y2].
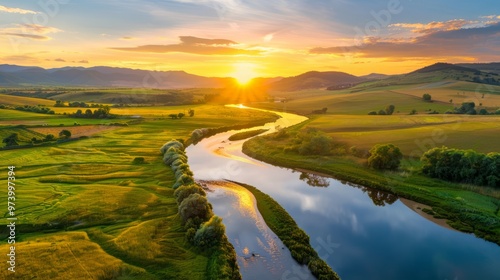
[186, 106, 500, 280]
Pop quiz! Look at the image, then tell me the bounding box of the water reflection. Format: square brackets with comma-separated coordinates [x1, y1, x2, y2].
[298, 172, 330, 187]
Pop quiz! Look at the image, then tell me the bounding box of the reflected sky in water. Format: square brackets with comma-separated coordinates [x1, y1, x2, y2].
[186, 110, 500, 280]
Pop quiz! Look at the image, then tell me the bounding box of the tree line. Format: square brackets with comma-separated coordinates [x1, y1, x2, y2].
[0, 104, 55, 115]
[421, 147, 499, 188]
[70, 106, 113, 119]
[54, 100, 106, 108]
[160, 140, 240, 279]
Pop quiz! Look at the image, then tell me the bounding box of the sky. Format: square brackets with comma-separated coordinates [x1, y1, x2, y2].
[1, 0, 500, 78]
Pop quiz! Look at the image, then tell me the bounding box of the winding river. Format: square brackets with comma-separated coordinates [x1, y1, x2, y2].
[186, 106, 500, 280]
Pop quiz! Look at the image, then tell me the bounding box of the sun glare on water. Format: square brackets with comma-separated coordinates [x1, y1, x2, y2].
[232, 63, 258, 85]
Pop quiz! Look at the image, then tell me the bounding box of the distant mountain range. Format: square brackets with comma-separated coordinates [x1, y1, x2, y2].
[0, 65, 238, 89]
[1, 62, 499, 91]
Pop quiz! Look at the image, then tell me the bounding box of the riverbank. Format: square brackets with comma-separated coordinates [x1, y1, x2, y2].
[228, 181, 340, 280]
[242, 134, 500, 246]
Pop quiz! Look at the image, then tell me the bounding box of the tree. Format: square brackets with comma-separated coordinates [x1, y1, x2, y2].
[178, 193, 213, 226]
[455, 102, 476, 115]
[368, 144, 403, 170]
[174, 184, 206, 204]
[385, 105, 395, 115]
[188, 109, 195, 117]
[378, 110, 386, 115]
[3, 133, 19, 147]
[59, 130, 71, 139]
[178, 113, 185, 119]
[168, 114, 178, 119]
[423, 93, 432, 101]
[85, 109, 93, 118]
[194, 215, 226, 247]
[479, 108, 488, 115]
[44, 134, 55, 142]
[368, 111, 377, 115]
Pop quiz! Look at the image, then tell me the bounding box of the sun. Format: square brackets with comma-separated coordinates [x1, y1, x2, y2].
[232, 63, 258, 85]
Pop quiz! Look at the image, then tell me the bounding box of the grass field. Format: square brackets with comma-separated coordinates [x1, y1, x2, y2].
[1, 102, 278, 279]
[263, 80, 500, 115]
[305, 114, 500, 156]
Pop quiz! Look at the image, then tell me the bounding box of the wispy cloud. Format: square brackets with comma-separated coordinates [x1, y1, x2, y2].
[310, 22, 500, 60]
[0, 5, 38, 14]
[20, 24, 62, 34]
[3, 33, 50, 40]
[111, 36, 260, 55]
[390, 19, 479, 34]
[0, 24, 61, 41]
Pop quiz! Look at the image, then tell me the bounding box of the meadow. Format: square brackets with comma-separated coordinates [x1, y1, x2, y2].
[0, 100, 277, 279]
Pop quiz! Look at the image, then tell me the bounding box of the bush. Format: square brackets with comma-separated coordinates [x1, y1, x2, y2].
[132, 157, 145, 164]
[160, 140, 184, 154]
[174, 184, 206, 204]
[173, 173, 195, 189]
[178, 193, 213, 225]
[194, 215, 226, 247]
[368, 144, 403, 170]
[299, 134, 332, 156]
[423, 93, 432, 101]
[368, 111, 377, 115]
[377, 110, 386, 115]
[59, 129, 71, 139]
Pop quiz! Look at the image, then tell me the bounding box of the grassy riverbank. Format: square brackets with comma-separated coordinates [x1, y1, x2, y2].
[230, 181, 341, 280]
[242, 128, 500, 246]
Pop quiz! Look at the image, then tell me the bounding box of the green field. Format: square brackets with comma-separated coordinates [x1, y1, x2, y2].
[263, 81, 500, 115]
[1, 101, 277, 279]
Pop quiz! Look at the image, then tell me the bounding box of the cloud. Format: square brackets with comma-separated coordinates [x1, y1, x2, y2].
[0, 5, 38, 14]
[3, 33, 50, 40]
[78, 60, 89, 63]
[0, 24, 61, 41]
[111, 36, 260, 55]
[54, 58, 66, 62]
[310, 22, 500, 59]
[120, 36, 135, 40]
[390, 19, 480, 34]
[20, 24, 62, 34]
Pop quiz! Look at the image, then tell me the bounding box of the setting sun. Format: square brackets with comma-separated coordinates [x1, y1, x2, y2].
[232, 63, 258, 85]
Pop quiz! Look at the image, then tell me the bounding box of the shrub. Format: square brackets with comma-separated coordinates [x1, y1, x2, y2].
[368, 144, 403, 170]
[173, 174, 195, 189]
[423, 93, 432, 101]
[178, 193, 213, 225]
[132, 157, 145, 164]
[160, 140, 184, 154]
[174, 184, 206, 204]
[368, 111, 377, 115]
[194, 215, 226, 247]
[377, 110, 386, 115]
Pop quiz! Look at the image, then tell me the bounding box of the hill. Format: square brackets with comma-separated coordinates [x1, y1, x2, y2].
[351, 63, 500, 91]
[0, 64, 236, 88]
[457, 63, 500, 74]
[269, 71, 364, 91]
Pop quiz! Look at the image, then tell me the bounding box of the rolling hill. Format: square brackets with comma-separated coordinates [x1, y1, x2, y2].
[268, 71, 364, 91]
[0, 64, 236, 88]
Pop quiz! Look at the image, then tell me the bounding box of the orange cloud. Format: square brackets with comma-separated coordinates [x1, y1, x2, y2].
[390, 19, 479, 34]
[310, 22, 500, 59]
[111, 36, 260, 55]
